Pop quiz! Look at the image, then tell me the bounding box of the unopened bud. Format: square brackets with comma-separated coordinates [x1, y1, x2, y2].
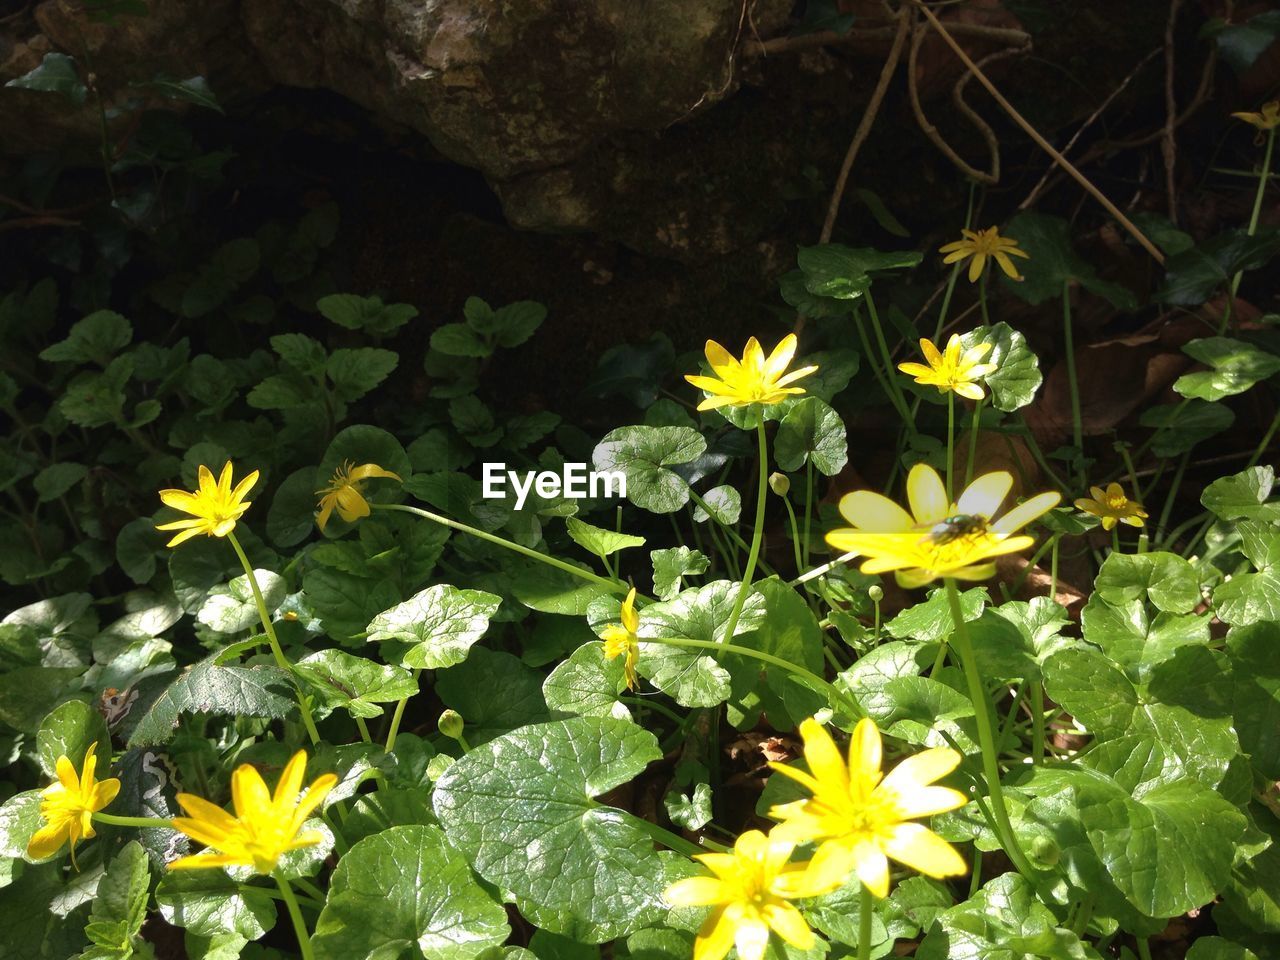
[439, 709, 465, 740]
[868, 585, 884, 603]
[1030, 835, 1060, 866]
[768, 473, 790, 496]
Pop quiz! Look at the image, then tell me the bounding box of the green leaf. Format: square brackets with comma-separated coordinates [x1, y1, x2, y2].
[774, 398, 848, 476]
[734, 579, 829, 730]
[0, 667, 81, 732]
[1214, 9, 1280, 72]
[38, 311, 131, 364]
[885, 586, 985, 643]
[471, 300, 547, 348]
[304, 567, 401, 643]
[182, 239, 260, 318]
[1175, 337, 1280, 401]
[134, 75, 223, 112]
[156, 870, 276, 940]
[565, 517, 646, 559]
[312, 824, 508, 960]
[317, 294, 417, 336]
[1093, 551, 1201, 613]
[267, 467, 322, 548]
[1211, 521, 1280, 625]
[60, 356, 133, 428]
[1227, 621, 1280, 779]
[433, 717, 668, 942]
[1157, 229, 1280, 305]
[917, 873, 1102, 959]
[665, 781, 713, 833]
[1202, 466, 1280, 521]
[34, 463, 88, 502]
[436, 648, 549, 744]
[1186, 939, 1260, 960]
[326, 348, 398, 403]
[797, 245, 922, 300]
[543, 642, 629, 720]
[960, 322, 1043, 412]
[1000, 211, 1137, 310]
[79, 842, 150, 959]
[1080, 594, 1208, 683]
[509, 560, 614, 616]
[449, 395, 503, 447]
[128, 654, 295, 746]
[6, 53, 86, 104]
[592, 426, 705, 514]
[197, 569, 285, 634]
[367, 583, 501, 670]
[1139, 400, 1234, 456]
[319, 426, 412, 494]
[295, 649, 417, 720]
[271, 333, 327, 376]
[432, 323, 492, 358]
[650, 547, 709, 600]
[0, 791, 43, 861]
[691, 485, 741, 525]
[37, 700, 110, 779]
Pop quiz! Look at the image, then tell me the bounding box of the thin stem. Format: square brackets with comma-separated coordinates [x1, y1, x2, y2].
[965, 398, 984, 487]
[355, 717, 372, 743]
[651, 637, 863, 721]
[1030, 681, 1046, 765]
[721, 422, 769, 645]
[689, 489, 777, 579]
[944, 578, 1036, 880]
[1221, 126, 1276, 335]
[274, 872, 316, 960]
[1154, 452, 1189, 544]
[803, 464, 815, 572]
[1062, 282, 1084, 486]
[628, 815, 704, 857]
[858, 883, 874, 960]
[946, 392, 956, 502]
[1136, 937, 1153, 960]
[978, 273, 992, 327]
[376, 503, 623, 592]
[854, 312, 906, 424]
[383, 669, 421, 754]
[1111, 526, 1121, 555]
[782, 496, 806, 581]
[93, 812, 173, 829]
[226, 532, 320, 746]
[865, 293, 916, 432]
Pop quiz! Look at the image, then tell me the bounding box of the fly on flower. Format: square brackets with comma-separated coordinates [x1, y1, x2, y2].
[315, 460, 402, 532]
[938, 226, 1029, 283]
[768, 718, 968, 898]
[825, 463, 1060, 588]
[897, 334, 998, 401]
[169, 750, 336, 874]
[685, 334, 818, 412]
[600, 586, 641, 691]
[27, 742, 120, 867]
[156, 462, 259, 547]
[663, 829, 840, 960]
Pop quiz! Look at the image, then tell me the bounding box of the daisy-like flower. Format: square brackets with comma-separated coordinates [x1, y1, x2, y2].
[315, 460, 402, 532]
[27, 742, 120, 867]
[825, 462, 1061, 588]
[663, 829, 840, 960]
[157, 462, 259, 547]
[768, 718, 968, 899]
[600, 587, 641, 691]
[1232, 100, 1280, 133]
[1074, 482, 1148, 531]
[169, 750, 336, 874]
[685, 334, 818, 412]
[897, 334, 998, 401]
[939, 226, 1030, 283]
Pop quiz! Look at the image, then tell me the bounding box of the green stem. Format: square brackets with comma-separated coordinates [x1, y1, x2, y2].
[629, 815, 704, 857]
[93, 812, 173, 829]
[721, 421, 769, 645]
[858, 883, 874, 960]
[854, 312, 906, 426]
[944, 578, 1036, 880]
[782, 495, 806, 583]
[275, 872, 315, 960]
[1221, 126, 1276, 334]
[946, 392, 956, 502]
[1136, 937, 1153, 960]
[865, 293, 916, 432]
[1030, 681, 1046, 765]
[355, 717, 372, 743]
[377, 503, 623, 592]
[383, 669, 421, 754]
[688, 489, 776, 579]
[978, 273, 991, 327]
[965, 398, 984, 487]
[1069, 892, 1095, 937]
[1111, 526, 1121, 555]
[226, 531, 320, 746]
[803, 464, 814, 572]
[1154, 452, 1189, 544]
[651, 637, 863, 721]
[1062, 282, 1084, 486]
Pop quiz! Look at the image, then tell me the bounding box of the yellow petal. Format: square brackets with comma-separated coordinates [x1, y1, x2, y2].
[231, 763, 272, 819]
[766, 761, 823, 797]
[217, 462, 235, 498]
[697, 395, 740, 411]
[883, 823, 967, 878]
[704, 340, 739, 378]
[230, 469, 261, 504]
[27, 822, 69, 860]
[953, 382, 986, 401]
[55, 755, 80, 791]
[993, 251, 1023, 280]
[293, 774, 338, 829]
[897, 362, 934, 380]
[168, 852, 244, 871]
[664, 876, 727, 908]
[92, 777, 121, 811]
[837, 491, 915, 532]
[764, 335, 798, 380]
[956, 472, 1012, 518]
[773, 364, 818, 388]
[158, 489, 202, 512]
[762, 902, 814, 949]
[734, 918, 771, 960]
[348, 464, 401, 483]
[693, 906, 736, 960]
[742, 338, 766, 375]
[316, 495, 337, 532]
[797, 719, 848, 795]
[879, 746, 962, 792]
[165, 526, 209, 548]
[620, 587, 639, 634]
[805, 838, 858, 892]
[919, 338, 943, 366]
[273, 751, 309, 809]
[906, 464, 949, 524]
[967, 254, 985, 283]
[847, 718, 882, 790]
[851, 840, 891, 898]
[171, 816, 235, 849]
[991, 491, 1062, 534]
[197, 464, 217, 497]
[335, 486, 371, 524]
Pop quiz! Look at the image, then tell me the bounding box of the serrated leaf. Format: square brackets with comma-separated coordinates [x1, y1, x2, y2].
[592, 426, 704, 514]
[79, 841, 149, 958]
[431, 323, 492, 358]
[38, 311, 131, 364]
[270, 333, 327, 376]
[317, 294, 417, 337]
[650, 547, 709, 600]
[543, 642, 630, 720]
[367, 584, 501, 669]
[326, 348, 398, 403]
[774, 397, 848, 476]
[433, 717, 667, 942]
[34, 463, 88, 502]
[1080, 594, 1209, 683]
[295, 649, 417, 720]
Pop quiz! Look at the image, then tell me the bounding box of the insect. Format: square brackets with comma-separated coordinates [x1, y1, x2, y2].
[917, 514, 990, 546]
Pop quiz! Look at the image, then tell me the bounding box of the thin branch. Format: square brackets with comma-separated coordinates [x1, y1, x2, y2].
[744, 19, 1028, 58]
[912, 0, 1165, 265]
[1162, 0, 1185, 224]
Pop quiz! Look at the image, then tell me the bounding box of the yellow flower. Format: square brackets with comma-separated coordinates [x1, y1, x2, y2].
[1232, 101, 1280, 132]
[685, 334, 818, 412]
[600, 587, 641, 691]
[938, 226, 1030, 282]
[768, 718, 968, 899]
[169, 750, 337, 874]
[897, 334, 998, 401]
[27, 742, 120, 867]
[825, 463, 1060, 588]
[663, 829, 838, 960]
[157, 462, 259, 548]
[315, 460, 402, 532]
[1074, 482, 1148, 531]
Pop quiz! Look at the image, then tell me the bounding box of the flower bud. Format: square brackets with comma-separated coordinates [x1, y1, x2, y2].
[768, 473, 790, 496]
[438, 709, 465, 740]
[1030, 835, 1060, 866]
[868, 585, 884, 603]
